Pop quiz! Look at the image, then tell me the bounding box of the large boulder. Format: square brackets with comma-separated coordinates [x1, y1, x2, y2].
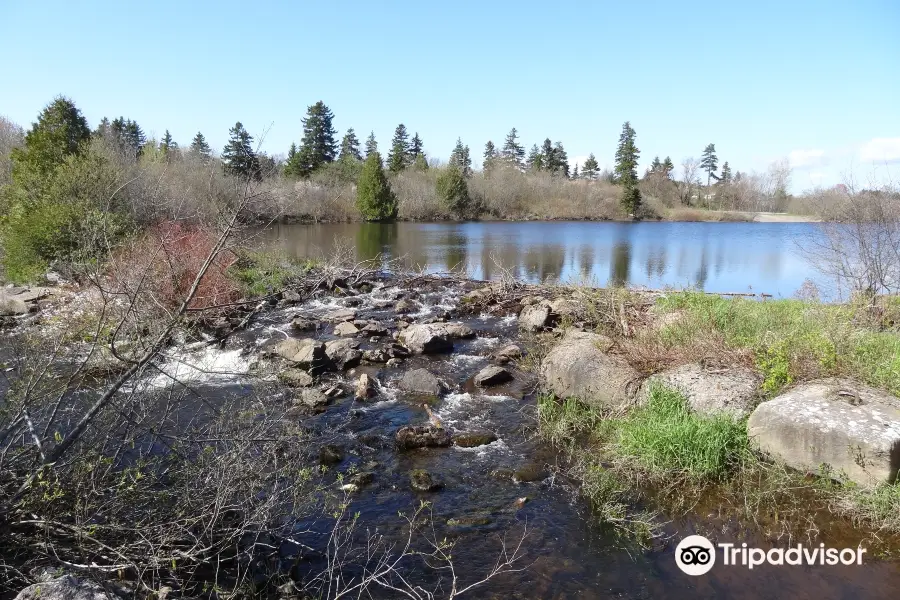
[518, 302, 552, 332]
[398, 322, 475, 354]
[274, 338, 328, 372]
[399, 368, 446, 396]
[14, 575, 123, 600]
[748, 379, 900, 486]
[639, 363, 761, 418]
[0, 294, 29, 316]
[474, 365, 513, 387]
[540, 330, 640, 412]
[325, 339, 362, 370]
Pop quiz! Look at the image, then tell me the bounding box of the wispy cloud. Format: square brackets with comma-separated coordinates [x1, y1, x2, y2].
[788, 148, 827, 169]
[859, 138, 900, 163]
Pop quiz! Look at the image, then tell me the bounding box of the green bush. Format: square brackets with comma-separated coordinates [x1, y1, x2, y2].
[435, 166, 470, 218]
[356, 152, 396, 221]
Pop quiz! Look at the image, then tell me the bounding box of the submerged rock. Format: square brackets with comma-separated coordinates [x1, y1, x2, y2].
[398, 368, 446, 396]
[748, 379, 900, 486]
[447, 514, 492, 527]
[319, 444, 345, 466]
[325, 339, 363, 370]
[454, 430, 498, 448]
[355, 373, 377, 400]
[399, 322, 475, 354]
[540, 330, 640, 412]
[409, 469, 442, 492]
[14, 575, 123, 600]
[395, 425, 452, 450]
[639, 363, 761, 418]
[474, 365, 513, 387]
[512, 463, 548, 483]
[395, 299, 418, 314]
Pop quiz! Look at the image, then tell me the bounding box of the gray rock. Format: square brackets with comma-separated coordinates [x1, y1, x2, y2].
[298, 388, 330, 409]
[395, 299, 418, 314]
[0, 295, 29, 316]
[519, 302, 552, 332]
[474, 365, 513, 387]
[549, 297, 583, 319]
[355, 373, 377, 400]
[386, 358, 403, 367]
[325, 308, 357, 322]
[361, 322, 389, 336]
[454, 430, 498, 447]
[334, 321, 360, 337]
[409, 469, 442, 492]
[291, 316, 316, 331]
[363, 348, 390, 363]
[282, 290, 303, 303]
[279, 368, 314, 387]
[491, 343, 523, 364]
[325, 339, 362, 370]
[399, 322, 475, 354]
[396, 425, 452, 450]
[540, 330, 640, 412]
[274, 338, 327, 372]
[639, 363, 761, 418]
[399, 368, 446, 396]
[319, 444, 344, 466]
[14, 575, 123, 600]
[748, 379, 900, 486]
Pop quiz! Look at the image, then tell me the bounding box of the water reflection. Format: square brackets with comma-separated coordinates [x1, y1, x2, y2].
[255, 221, 823, 297]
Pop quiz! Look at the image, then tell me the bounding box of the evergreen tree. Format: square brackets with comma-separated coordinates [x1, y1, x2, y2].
[448, 138, 472, 176]
[159, 129, 177, 154]
[10, 95, 91, 190]
[662, 156, 675, 179]
[572, 164, 579, 179]
[284, 142, 302, 177]
[551, 141, 569, 177]
[614, 121, 641, 214]
[364, 131, 378, 158]
[526, 144, 543, 171]
[387, 124, 410, 173]
[190, 132, 212, 161]
[222, 121, 260, 181]
[413, 153, 429, 171]
[408, 132, 424, 164]
[700, 143, 718, 187]
[436, 166, 470, 217]
[93, 117, 111, 139]
[581, 153, 599, 180]
[540, 138, 554, 170]
[339, 128, 362, 161]
[297, 100, 338, 176]
[650, 156, 662, 173]
[483, 140, 497, 171]
[719, 161, 732, 184]
[110, 118, 146, 156]
[356, 152, 397, 220]
[501, 128, 525, 168]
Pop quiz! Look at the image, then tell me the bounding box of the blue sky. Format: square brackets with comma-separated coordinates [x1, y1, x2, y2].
[2, 0, 898, 191]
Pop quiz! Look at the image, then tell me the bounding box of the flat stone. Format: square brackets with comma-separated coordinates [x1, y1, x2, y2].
[298, 388, 330, 409]
[279, 369, 314, 387]
[325, 308, 357, 322]
[474, 365, 513, 387]
[748, 379, 900, 486]
[274, 338, 328, 372]
[334, 321, 360, 337]
[396, 425, 452, 450]
[399, 322, 475, 354]
[639, 363, 761, 418]
[454, 430, 499, 447]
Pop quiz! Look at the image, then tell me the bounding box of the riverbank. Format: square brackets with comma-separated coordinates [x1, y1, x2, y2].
[2, 262, 899, 597]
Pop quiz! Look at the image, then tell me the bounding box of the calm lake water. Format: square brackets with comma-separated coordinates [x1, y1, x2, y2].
[256, 221, 824, 297]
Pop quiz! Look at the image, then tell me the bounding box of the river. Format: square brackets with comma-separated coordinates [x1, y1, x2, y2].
[254, 221, 824, 298]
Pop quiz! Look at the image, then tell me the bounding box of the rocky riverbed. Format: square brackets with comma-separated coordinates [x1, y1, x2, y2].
[4, 272, 900, 599]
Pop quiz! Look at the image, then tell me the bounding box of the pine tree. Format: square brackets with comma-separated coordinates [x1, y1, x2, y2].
[10, 95, 90, 189]
[93, 117, 111, 139]
[387, 124, 410, 173]
[413, 153, 429, 171]
[436, 166, 470, 217]
[581, 153, 599, 180]
[614, 121, 641, 214]
[296, 100, 338, 177]
[501, 128, 525, 168]
[448, 138, 472, 176]
[700, 143, 718, 187]
[356, 152, 397, 220]
[159, 129, 177, 154]
[650, 156, 662, 173]
[526, 144, 543, 171]
[408, 132, 424, 164]
[365, 131, 378, 158]
[551, 141, 569, 177]
[339, 128, 362, 161]
[662, 156, 675, 179]
[483, 140, 497, 171]
[284, 142, 302, 177]
[719, 161, 732, 184]
[540, 138, 554, 170]
[222, 121, 260, 181]
[190, 132, 212, 161]
[572, 164, 579, 179]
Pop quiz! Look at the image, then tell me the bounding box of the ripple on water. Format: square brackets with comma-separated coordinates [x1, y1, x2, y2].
[144, 346, 255, 388]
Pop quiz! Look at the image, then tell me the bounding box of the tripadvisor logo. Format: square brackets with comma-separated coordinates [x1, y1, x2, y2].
[675, 535, 867, 576]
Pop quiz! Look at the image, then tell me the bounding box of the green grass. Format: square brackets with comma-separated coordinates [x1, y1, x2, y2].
[654, 292, 900, 395]
[616, 383, 749, 481]
[228, 251, 316, 297]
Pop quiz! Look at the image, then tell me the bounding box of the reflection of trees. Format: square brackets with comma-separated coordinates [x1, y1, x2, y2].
[695, 246, 709, 289]
[577, 245, 596, 278]
[356, 222, 397, 261]
[610, 241, 631, 286]
[442, 229, 468, 273]
[523, 245, 565, 283]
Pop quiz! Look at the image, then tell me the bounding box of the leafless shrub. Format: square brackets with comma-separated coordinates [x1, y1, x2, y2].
[0, 115, 24, 188]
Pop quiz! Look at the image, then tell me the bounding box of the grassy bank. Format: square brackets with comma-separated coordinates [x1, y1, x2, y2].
[533, 289, 900, 548]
